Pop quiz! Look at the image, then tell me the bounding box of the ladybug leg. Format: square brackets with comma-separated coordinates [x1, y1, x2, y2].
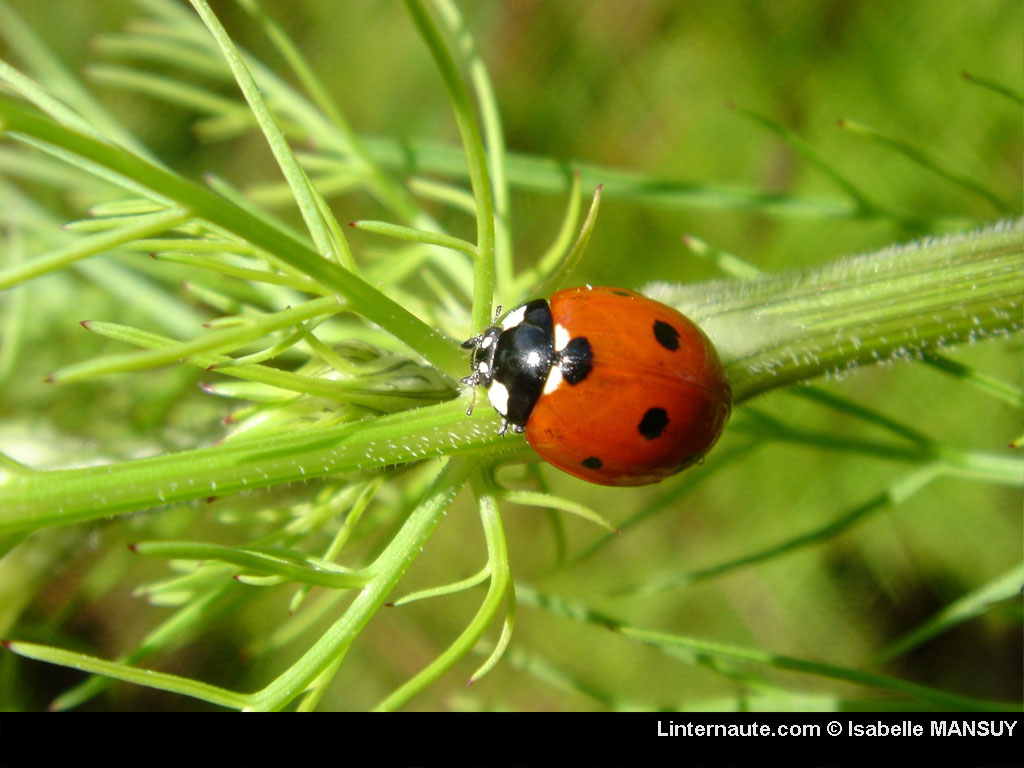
[460, 335, 486, 417]
[463, 378, 479, 416]
[460, 334, 484, 389]
[497, 418, 509, 436]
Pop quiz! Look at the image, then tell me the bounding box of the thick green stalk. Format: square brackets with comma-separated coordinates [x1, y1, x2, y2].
[0, 399, 532, 535]
[647, 219, 1024, 402]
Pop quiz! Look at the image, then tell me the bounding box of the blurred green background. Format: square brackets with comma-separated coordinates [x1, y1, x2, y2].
[0, 0, 1020, 710]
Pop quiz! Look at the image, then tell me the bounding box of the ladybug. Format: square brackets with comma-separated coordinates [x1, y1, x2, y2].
[462, 286, 731, 486]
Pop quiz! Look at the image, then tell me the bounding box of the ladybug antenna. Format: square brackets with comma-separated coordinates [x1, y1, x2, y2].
[465, 380, 478, 416]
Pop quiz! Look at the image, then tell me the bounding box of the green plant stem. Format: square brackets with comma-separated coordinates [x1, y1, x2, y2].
[433, 0, 512, 295]
[403, 0, 496, 333]
[373, 470, 510, 711]
[188, 0, 351, 270]
[647, 219, 1024, 403]
[233, 0, 423, 226]
[0, 399, 533, 534]
[248, 456, 475, 710]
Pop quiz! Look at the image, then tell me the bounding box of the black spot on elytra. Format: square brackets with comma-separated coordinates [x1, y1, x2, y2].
[582, 456, 603, 470]
[559, 336, 593, 384]
[610, 289, 632, 297]
[653, 320, 680, 351]
[638, 407, 669, 440]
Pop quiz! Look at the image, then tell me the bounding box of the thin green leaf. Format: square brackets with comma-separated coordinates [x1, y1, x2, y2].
[372, 470, 510, 710]
[535, 183, 602, 298]
[626, 464, 941, 595]
[350, 220, 477, 257]
[735, 104, 874, 212]
[81, 319, 454, 409]
[513, 170, 582, 299]
[876, 563, 1024, 663]
[962, 70, 1024, 106]
[51, 295, 342, 382]
[0, 207, 191, 290]
[87, 63, 249, 118]
[150, 250, 327, 294]
[132, 540, 370, 589]
[922, 353, 1024, 409]
[249, 457, 477, 711]
[499, 489, 617, 534]
[188, 0, 353, 270]
[408, 176, 477, 214]
[839, 118, 1014, 214]
[5, 640, 249, 709]
[49, 587, 236, 711]
[0, 4, 154, 158]
[433, 0, 512, 294]
[516, 584, 1016, 711]
[469, 580, 516, 685]
[392, 564, 489, 606]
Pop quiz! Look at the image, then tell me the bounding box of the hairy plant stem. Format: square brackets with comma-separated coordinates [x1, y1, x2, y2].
[646, 219, 1024, 402]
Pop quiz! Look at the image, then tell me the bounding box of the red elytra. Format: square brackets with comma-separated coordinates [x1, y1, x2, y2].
[523, 286, 731, 486]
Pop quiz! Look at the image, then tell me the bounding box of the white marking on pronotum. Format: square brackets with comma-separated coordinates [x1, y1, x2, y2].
[501, 305, 527, 330]
[478, 361, 490, 374]
[543, 365, 564, 395]
[487, 380, 510, 415]
[481, 334, 494, 349]
[554, 323, 570, 352]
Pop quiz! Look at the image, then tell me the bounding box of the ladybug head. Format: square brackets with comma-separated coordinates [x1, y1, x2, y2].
[461, 299, 556, 436]
[460, 325, 502, 389]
